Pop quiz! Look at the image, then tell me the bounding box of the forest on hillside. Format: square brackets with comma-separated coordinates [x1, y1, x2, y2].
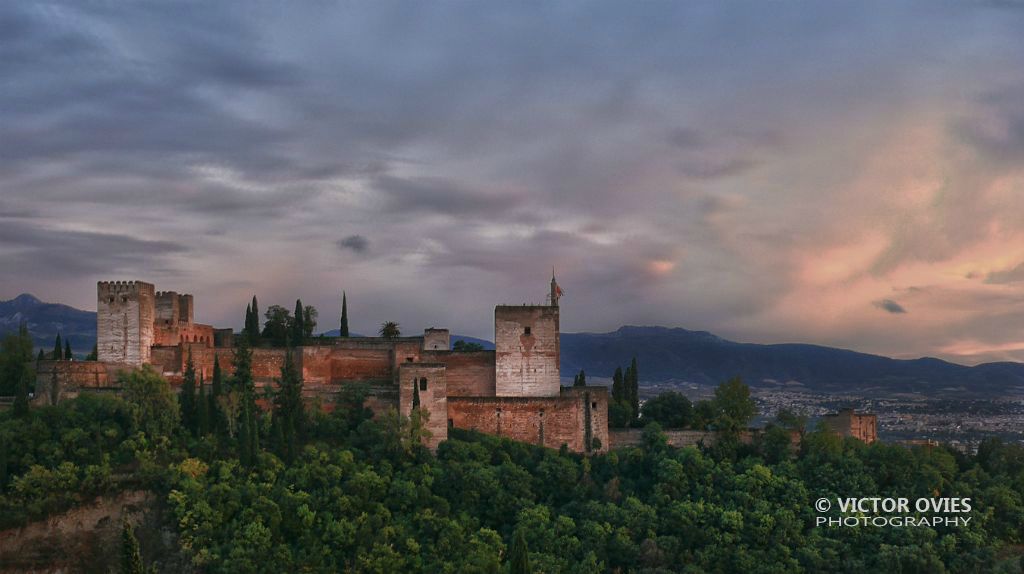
[1, 327, 1023, 573]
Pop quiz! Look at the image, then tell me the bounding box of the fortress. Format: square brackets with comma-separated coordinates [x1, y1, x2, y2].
[36, 276, 609, 453]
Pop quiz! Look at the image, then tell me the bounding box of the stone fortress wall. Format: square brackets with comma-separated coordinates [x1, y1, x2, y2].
[37, 277, 607, 453]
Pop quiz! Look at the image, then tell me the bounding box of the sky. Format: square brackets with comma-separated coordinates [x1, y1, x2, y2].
[3, 1, 1024, 365]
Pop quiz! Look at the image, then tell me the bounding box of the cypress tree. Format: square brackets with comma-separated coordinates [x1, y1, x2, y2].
[509, 529, 532, 574]
[181, 351, 197, 435]
[211, 356, 223, 434]
[86, 344, 98, 361]
[292, 299, 304, 346]
[250, 296, 260, 344]
[611, 366, 624, 403]
[37, 349, 45, 362]
[573, 369, 586, 387]
[239, 398, 252, 467]
[13, 370, 29, 417]
[197, 378, 209, 436]
[629, 357, 640, 424]
[273, 348, 304, 463]
[244, 303, 252, 339]
[121, 517, 145, 574]
[64, 340, 72, 361]
[52, 333, 62, 360]
[340, 292, 349, 337]
[412, 379, 420, 409]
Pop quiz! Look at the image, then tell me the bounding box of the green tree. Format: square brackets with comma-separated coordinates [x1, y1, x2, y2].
[453, 340, 484, 352]
[273, 348, 304, 463]
[412, 379, 421, 409]
[250, 296, 260, 345]
[291, 299, 305, 345]
[37, 349, 45, 362]
[85, 344, 98, 361]
[340, 291, 350, 337]
[509, 528, 532, 574]
[627, 357, 639, 424]
[1, 323, 33, 395]
[640, 391, 692, 428]
[64, 339, 72, 361]
[379, 321, 401, 340]
[210, 355, 223, 435]
[611, 367, 624, 403]
[181, 351, 197, 435]
[120, 366, 179, 438]
[121, 517, 145, 574]
[52, 333, 62, 360]
[13, 369, 30, 417]
[261, 305, 292, 347]
[303, 305, 318, 339]
[712, 377, 756, 434]
[197, 378, 210, 436]
[573, 369, 586, 387]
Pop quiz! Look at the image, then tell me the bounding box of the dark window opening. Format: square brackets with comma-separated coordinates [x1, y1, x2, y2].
[592, 402, 597, 409]
[524, 326, 532, 335]
[539, 409, 545, 418]
[419, 377, 428, 391]
[448, 418, 453, 428]
[406, 356, 414, 362]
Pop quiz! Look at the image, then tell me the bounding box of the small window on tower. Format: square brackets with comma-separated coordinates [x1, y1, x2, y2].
[419, 377, 428, 391]
[592, 402, 597, 409]
[524, 326, 531, 336]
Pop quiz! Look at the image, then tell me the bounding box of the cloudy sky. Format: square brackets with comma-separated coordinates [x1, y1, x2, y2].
[3, 1, 1024, 364]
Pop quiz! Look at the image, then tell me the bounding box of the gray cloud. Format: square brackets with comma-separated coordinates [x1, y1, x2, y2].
[873, 299, 908, 314]
[2, 1, 1024, 362]
[338, 235, 369, 253]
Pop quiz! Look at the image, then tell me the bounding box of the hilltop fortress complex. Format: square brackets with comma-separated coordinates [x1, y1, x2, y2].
[36, 276, 609, 453]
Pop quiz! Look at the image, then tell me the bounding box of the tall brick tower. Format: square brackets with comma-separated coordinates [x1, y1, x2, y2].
[97, 281, 155, 366]
[494, 276, 561, 397]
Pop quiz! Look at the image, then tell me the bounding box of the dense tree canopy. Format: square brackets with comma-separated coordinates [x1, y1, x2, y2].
[0, 371, 1022, 573]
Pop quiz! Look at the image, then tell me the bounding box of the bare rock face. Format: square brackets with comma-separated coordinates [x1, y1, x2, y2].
[0, 490, 192, 574]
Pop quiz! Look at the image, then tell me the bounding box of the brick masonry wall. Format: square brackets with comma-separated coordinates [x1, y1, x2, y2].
[422, 350, 496, 397]
[399, 363, 448, 449]
[448, 386, 607, 453]
[33, 361, 123, 405]
[494, 305, 560, 397]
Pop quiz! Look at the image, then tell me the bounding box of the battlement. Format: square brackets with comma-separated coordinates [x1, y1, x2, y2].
[97, 280, 155, 295]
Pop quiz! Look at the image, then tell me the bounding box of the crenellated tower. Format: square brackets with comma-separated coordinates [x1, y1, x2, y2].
[97, 281, 155, 366]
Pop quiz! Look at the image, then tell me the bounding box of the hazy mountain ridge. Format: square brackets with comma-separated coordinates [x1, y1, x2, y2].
[3, 296, 1021, 395]
[0, 294, 96, 354]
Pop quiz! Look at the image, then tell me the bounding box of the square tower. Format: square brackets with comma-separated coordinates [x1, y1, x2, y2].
[97, 281, 156, 366]
[494, 305, 560, 397]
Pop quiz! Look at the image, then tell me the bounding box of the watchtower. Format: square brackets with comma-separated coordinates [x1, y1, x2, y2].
[97, 281, 155, 366]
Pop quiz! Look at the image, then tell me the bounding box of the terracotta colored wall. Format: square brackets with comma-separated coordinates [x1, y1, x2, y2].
[33, 361, 123, 405]
[422, 350, 496, 397]
[399, 363, 448, 449]
[448, 386, 607, 453]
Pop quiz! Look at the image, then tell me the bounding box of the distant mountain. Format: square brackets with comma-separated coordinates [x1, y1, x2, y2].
[0, 294, 96, 355]
[4, 295, 1022, 396]
[560, 326, 1024, 396]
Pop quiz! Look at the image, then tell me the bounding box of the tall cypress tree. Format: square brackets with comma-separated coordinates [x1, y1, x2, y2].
[211, 355, 223, 434]
[64, 340, 72, 361]
[611, 367, 624, 403]
[412, 379, 420, 409]
[628, 357, 640, 425]
[573, 369, 586, 387]
[239, 400, 253, 467]
[181, 351, 197, 435]
[121, 517, 145, 574]
[340, 292, 349, 337]
[37, 349, 45, 362]
[273, 348, 304, 463]
[250, 296, 260, 344]
[291, 299, 304, 346]
[197, 377, 209, 436]
[52, 333, 62, 360]
[13, 370, 29, 417]
[509, 529, 532, 574]
[244, 303, 253, 340]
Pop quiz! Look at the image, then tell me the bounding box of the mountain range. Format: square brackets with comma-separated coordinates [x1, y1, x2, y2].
[3, 294, 1022, 396]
